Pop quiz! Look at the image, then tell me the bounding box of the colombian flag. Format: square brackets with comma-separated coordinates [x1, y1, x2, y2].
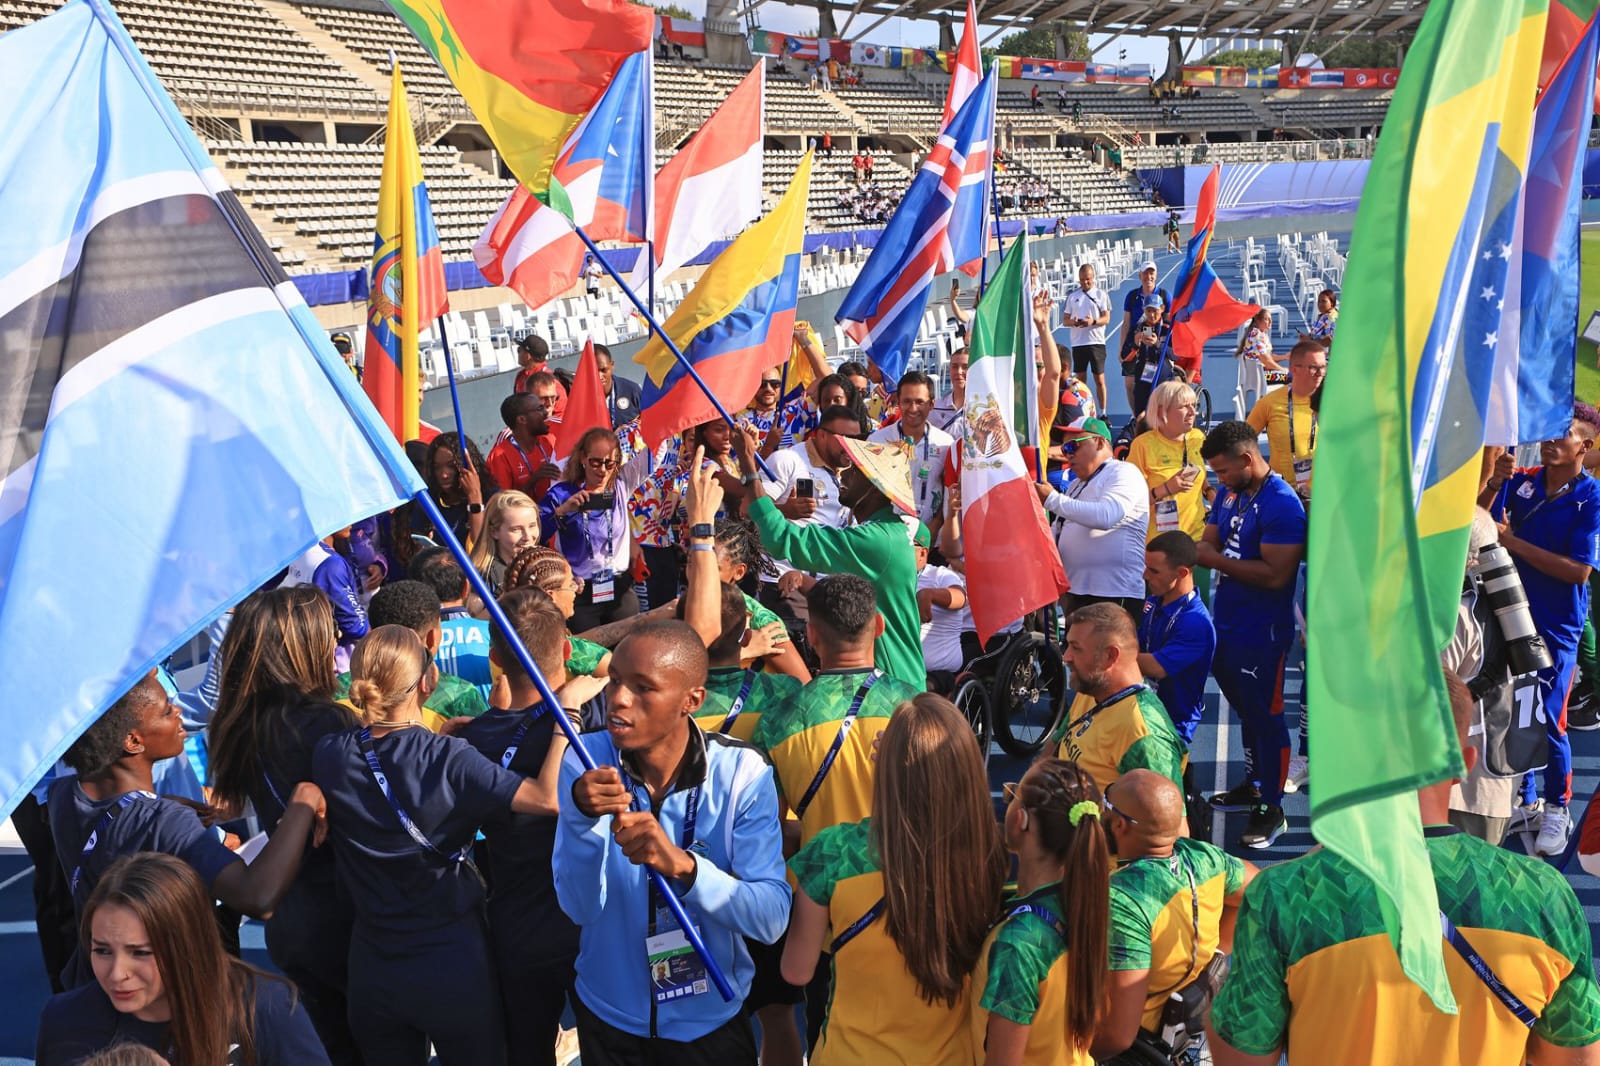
[1306, 0, 1548, 1013]
[364, 65, 447, 443]
[633, 154, 811, 448]
[385, 0, 653, 216]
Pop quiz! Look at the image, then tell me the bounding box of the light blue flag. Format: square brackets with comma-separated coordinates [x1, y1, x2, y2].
[0, 0, 425, 819]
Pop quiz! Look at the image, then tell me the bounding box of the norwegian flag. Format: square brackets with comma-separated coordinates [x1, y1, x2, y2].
[835, 69, 996, 383]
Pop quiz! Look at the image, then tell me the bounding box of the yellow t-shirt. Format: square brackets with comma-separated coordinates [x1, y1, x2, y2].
[1125, 429, 1208, 541]
[1246, 386, 1317, 488]
[969, 883, 1092, 1066]
[1052, 687, 1186, 796]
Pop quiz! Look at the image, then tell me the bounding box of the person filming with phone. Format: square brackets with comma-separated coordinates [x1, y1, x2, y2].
[541, 427, 647, 631]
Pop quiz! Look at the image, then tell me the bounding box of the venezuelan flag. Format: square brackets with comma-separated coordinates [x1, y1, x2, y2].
[1306, 0, 1547, 1013]
[633, 154, 811, 448]
[364, 65, 447, 443]
[385, 0, 653, 216]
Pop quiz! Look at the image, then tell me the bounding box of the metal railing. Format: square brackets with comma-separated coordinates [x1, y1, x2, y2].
[1120, 137, 1375, 169]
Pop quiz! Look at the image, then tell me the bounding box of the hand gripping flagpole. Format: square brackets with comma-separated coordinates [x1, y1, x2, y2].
[412, 488, 737, 1002]
[570, 227, 775, 480]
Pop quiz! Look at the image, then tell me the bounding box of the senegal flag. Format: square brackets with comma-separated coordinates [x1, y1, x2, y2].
[960, 236, 1067, 642]
[385, 0, 653, 216]
[1307, 0, 1548, 1011]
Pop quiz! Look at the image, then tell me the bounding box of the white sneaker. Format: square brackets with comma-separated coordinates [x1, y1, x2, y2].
[1536, 805, 1573, 857]
[1510, 799, 1545, 835]
[1283, 755, 1308, 794]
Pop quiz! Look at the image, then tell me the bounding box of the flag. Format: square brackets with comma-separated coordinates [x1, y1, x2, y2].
[0, 0, 424, 820]
[785, 35, 820, 60]
[948, 71, 997, 277]
[365, 64, 448, 444]
[1542, 0, 1600, 84]
[657, 15, 705, 49]
[385, 0, 652, 216]
[960, 235, 1067, 642]
[851, 41, 886, 67]
[634, 154, 811, 448]
[628, 65, 764, 290]
[1492, 10, 1599, 445]
[942, 0, 981, 124]
[836, 71, 995, 384]
[555, 340, 610, 460]
[1307, 0, 1549, 1013]
[1166, 166, 1259, 364]
[473, 49, 654, 312]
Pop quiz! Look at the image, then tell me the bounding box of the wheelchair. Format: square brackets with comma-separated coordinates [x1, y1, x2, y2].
[931, 607, 1069, 762]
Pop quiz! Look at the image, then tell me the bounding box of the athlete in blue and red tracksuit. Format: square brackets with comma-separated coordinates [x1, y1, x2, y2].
[1195, 420, 1306, 852]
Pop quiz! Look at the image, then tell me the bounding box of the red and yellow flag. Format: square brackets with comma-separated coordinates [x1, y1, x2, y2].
[385, 0, 654, 215]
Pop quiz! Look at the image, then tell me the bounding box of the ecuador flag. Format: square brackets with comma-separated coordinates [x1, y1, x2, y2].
[364, 65, 447, 443]
[633, 154, 811, 448]
[1306, 0, 1548, 1011]
[385, 0, 653, 216]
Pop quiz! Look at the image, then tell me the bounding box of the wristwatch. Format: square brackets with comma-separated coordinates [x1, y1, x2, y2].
[689, 522, 715, 540]
[741, 472, 761, 485]
[466, 502, 484, 515]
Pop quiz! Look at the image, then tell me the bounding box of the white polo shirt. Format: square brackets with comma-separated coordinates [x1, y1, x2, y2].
[1063, 285, 1110, 348]
[868, 420, 954, 526]
[759, 441, 851, 579]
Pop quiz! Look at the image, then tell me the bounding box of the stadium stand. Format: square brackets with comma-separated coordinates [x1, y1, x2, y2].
[1003, 148, 1150, 215]
[1262, 91, 1393, 133]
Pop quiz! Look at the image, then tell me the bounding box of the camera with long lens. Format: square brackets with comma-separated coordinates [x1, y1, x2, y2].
[1470, 542, 1554, 676]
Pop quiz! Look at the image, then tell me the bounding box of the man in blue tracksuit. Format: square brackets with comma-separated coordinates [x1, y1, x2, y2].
[555, 619, 789, 1064]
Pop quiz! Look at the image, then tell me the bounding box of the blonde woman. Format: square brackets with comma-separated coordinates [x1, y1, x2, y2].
[312, 625, 565, 1066]
[467, 490, 541, 596]
[1127, 381, 1212, 600]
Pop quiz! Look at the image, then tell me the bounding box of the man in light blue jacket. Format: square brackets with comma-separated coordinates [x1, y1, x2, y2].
[555, 619, 789, 1063]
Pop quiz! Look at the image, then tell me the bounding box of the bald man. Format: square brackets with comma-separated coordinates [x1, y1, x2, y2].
[1095, 769, 1255, 1062]
[1054, 603, 1188, 795]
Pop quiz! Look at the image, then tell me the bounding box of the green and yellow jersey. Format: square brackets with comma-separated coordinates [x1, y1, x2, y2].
[566, 635, 609, 677]
[334, 669, 486, 732]
[694, 665, 802, 745]
[1109, 836, 1244, 1032]
[752, 668, 919, 847]
[969, 882, 1092, 1066]
[790, 819, 975, 1066]
[1211, 826, 1600, 1064]
[1052, 686, 1186, 795]
[745, 592, 782, 632]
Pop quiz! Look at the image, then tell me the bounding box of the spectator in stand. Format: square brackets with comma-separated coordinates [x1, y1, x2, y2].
[35, 854, 329, 1066]
[1235, 308, 1284, 375]
[971, 759, 1110, 1066]
[1063, 262, 1113, 415]
[1056, 85, 1069, 111]
[1246, 341, 1325, 501]
[821, 131, 833, 156]
[467, 489, 542, 597]
[1299, 289, 1339, 349]
[851, 151, 866, 181]
[204, 587, 362, 1063]
[487, 383, 562, 499]
[784, 695, 1004, 1065]
[556, 620, 790, 1060]
[411, 547, 494, 702]
[1030, 83, 1042, 109]
[541, 427, 649, 631]
[863, 154, 874, 180]
[1039, 417, 1150, 615]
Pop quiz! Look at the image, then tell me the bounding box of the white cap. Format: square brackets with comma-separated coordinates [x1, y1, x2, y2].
[1140, 261, 1158, 273]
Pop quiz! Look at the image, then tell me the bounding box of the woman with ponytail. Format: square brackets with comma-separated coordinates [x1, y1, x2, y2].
[313, 625, 566, 1066]
[781, 694, 1005, 1064]
[971, 758, 1110, 1065]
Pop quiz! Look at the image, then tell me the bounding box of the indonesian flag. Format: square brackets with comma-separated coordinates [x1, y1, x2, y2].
[959, 234, 1067, 641]
[943, 0, 981, 124]
[629, 65, 765, 289]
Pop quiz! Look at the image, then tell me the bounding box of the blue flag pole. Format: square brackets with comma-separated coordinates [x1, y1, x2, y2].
[435, 316, 470, 447]
[571, 226, 775, 480]
[647, 239, 657, 320]
[411, 488, 736, 1001]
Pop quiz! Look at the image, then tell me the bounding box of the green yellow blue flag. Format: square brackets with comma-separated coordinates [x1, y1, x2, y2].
[1307, 0, 1549, 1012]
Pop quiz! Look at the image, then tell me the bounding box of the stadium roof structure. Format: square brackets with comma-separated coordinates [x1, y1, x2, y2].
[789, 0, 1428, 50]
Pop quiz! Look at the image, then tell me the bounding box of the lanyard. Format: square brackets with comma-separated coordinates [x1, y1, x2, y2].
[1287, 391, 1317, 457]
[262, 769, 288, 813]
[1510, 473, 1585, 531]
[577, 497, 618, 566]
[70, 791, 155, 894]
[1067, 461, 1105, 499]
[500, 704, 553, 768]
[899, 424, 935, 509]
[719, 669, 759, 735]
[357, 727, 470, 865]
[509, 435, 549, 480]
[1006, 900, 1066, 938]
[830, 897, 885, 954]
[1141, 592, 1195, 655]
[794, 671, 880, 819]
[1442, 912, 1537, 1027]
[1060, 683, 1147, 739]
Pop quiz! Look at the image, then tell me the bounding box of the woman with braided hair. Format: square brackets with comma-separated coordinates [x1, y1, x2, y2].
[712, 517, 811, 682]
[970, 759, 1111, 1065]
[505, 546, 612, 680]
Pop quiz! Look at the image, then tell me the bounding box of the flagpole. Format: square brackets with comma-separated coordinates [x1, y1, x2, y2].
[647, 239, 657, 320]
[411, 487, 736, 1001]
[436, 316, 470, 446]
[570, 226, 776, 479]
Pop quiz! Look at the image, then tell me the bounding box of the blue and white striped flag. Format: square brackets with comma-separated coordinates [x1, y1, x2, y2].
[0, 0, 424, 819]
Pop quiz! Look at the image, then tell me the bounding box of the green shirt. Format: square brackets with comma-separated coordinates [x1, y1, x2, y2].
[334, 669, 487, 719]
[748, 496, 925, 688]
[979, 881, 1068, 1026]
[697, 665, 801, 746]
[745, 592, 782, 632]
[566, 636, 608, 677]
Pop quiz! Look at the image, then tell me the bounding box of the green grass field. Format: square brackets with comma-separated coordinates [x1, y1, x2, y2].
[1580, 229, 1600, 402]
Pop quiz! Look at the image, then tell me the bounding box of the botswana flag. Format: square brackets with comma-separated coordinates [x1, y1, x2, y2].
[0, 0, 423, 820]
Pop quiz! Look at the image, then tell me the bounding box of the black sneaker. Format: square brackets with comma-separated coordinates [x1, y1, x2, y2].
[1569, 690, 1600, 731]
[1241, 804, 1287, 850]
[1208, 782, 1261, 812]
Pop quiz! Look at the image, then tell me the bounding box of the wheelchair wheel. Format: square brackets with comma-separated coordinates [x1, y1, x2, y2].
[1194, 386, 1212, 431]
[991, 632, 1068, 758]
[951, 675, 993, 766]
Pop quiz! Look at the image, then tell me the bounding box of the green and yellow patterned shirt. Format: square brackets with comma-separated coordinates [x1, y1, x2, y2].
[1211, 826, 1600, 1064]
[1051, 686, 1186, 795]
[566, 635, 608, 677]
[694, 665, 801, 745]
[334, 669, 487, 727]
[969, 882, 1091, 1065]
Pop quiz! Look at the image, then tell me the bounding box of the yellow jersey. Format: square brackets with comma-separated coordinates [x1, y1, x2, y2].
[1245, 386, 1316, 490]
[1125, 428, 1208, 541]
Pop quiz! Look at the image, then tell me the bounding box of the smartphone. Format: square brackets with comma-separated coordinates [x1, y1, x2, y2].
[795, 478, 815, 499]
[582, 491, 616, 511]
[950, 279, 960, 295]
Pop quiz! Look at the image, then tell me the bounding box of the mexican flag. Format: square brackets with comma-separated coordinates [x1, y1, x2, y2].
[960, 235, 1068, 641]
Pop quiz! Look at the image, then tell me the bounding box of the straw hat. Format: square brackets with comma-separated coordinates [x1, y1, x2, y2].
[837, 437, 916, 516]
